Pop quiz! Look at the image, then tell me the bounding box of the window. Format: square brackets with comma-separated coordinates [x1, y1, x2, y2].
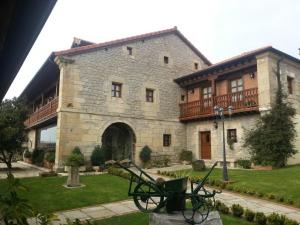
[230, 78, 243, 102]
[190, 88, 194, 94]
[37, 125, 57, 148]
[202, 87, 212, 99]
[181, 95, 185, 101]
[230, 78, 243, 93]
[287, 77, 293, 94]
[127, 46, 133, 56]
[227, 129, 237, 143]
[164, 56, 169, 64]
[146, 89, 154, 102]
[194, 62, 199, 70]
[112, 82, 122, 98]
[163, 134, 171, 147]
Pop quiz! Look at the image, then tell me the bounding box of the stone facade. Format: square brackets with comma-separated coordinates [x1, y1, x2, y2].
[54, 33, 208, 168]
[185, 52, 300, 166]
[186, 115, 259, 166]
[256, 52, 300, 164]
[23, 29, 300, 168]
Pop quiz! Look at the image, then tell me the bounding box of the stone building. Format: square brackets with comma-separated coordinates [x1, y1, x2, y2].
[21, 27, 300, 169]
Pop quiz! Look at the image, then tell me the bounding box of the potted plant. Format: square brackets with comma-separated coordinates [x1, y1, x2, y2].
[44, 151, 55, 171]
[65, 147, 85, 187]
[23, 149, 32, 164]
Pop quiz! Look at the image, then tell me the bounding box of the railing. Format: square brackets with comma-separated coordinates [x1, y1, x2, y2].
[179, 88, 258, 120]
[24, 97, 58, 127]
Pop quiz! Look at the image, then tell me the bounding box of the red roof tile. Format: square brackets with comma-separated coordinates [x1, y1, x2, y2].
[54, 27, 211, 65]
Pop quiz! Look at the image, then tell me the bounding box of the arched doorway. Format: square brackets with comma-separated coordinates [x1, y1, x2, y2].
[101, 122, 136, 161]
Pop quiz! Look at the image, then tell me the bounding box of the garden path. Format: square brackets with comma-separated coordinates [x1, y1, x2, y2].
[146, 166, 300, 223]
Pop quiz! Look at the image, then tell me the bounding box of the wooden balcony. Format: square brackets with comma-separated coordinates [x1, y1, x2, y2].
[179, 88, 259, 121]
[25, 97, 58, 128]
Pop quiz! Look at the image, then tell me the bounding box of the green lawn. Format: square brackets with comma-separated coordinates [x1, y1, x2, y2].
[167, 164, 300, 204]
[94, 212, 252, 225]
[0, 174, 130, 213]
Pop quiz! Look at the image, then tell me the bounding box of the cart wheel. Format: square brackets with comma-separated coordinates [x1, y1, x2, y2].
[182, 188, 215, 224]
[133, 183, 164, 213]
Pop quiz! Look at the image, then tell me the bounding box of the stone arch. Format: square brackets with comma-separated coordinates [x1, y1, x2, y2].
[101, 122, 136, 162]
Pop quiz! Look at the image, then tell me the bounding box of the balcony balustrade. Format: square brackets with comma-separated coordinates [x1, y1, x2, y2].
[24, 97, 58, 128]
[179, 88, 258, 121]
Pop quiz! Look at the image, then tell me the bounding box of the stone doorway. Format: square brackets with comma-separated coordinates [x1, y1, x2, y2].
[101, 122, 136, 161]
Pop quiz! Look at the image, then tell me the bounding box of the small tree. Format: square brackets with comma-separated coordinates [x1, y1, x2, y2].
[90, 145, 105, 166]
[0, 98, 27, 174]
[244, 59, 297, 167]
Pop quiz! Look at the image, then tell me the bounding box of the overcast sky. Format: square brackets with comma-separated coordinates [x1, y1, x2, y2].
[4, 0, 300, 99]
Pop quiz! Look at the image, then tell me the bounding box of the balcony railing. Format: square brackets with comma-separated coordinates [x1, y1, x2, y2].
[179, 88, 258, 121]
[25, 97, 58, 128]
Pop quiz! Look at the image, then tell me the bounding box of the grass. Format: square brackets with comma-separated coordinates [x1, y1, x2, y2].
[0, 174, 130, 213]
[94, 212, 252, 225]
[166, 164, 300, 205]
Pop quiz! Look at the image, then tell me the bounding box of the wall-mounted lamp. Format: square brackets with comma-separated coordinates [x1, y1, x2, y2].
[213, 120, 218, 129]
[250, 72, 255, 79]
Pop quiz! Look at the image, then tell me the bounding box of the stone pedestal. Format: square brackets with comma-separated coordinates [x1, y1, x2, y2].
[149, 211, 222, 225]
[66, 166, 80, 187]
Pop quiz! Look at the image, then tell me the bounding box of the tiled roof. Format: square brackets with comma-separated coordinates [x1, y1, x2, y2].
[54, 27, 211, 65]
[175, 46, 300, 84]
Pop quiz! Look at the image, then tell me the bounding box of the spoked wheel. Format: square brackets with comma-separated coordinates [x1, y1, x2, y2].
[182, 187, 215, 224]
[133, 183, 164, 213]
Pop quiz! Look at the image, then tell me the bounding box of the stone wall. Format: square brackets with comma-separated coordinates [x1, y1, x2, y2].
[256, 52, 300, 164]
[186, 114, 259, 166]
[54, 33, 208, 168]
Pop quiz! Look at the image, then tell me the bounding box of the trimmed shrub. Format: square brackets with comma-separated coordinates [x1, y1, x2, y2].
[45, 152, 55, 163]
[255, 212, 267, 225]
[215, 201, 229, 214]
[90, 145, 105, 166]
[192, 160, 206, 171]
[179, 150, 193, 162]
[245, 209, 255, 222]
[267, 212, 286, 225]
[24, 149, 32, 158]
[284, 218, 299, 225]
[231, 204, 244, 217]
[32, 149, 45, 166]
[276, 195, 285, 203]
[65, 147, 85, 167]
[267, 193, 276, 200]
[72, 146, 83, 156]
[236, 159, 252, 169]
[139, 146, 152, 163]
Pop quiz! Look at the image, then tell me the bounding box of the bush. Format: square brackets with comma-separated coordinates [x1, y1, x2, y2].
[44, 152, 55, 163]
[32, 149, 45, 166]
[255, 212, 267, 225]
[24, 149, 32, 158]
[276, 195, 285, 203]
[139, 146, 152, 163]
[179, 150, 193, 162]
[72, 146, 83, 156]
[90, 145, 105, 166]
[267, 213, 286, 225]
[267, 193, 276, 200]
[231, 204, 244, 217]
[236, 159, 252, 169]
[215, 201, 229, 214]
[245, 209, 255, 222]
[284, 218, 299, 225]
[65, 147, 85, 167]
[192, 160, 206, 171]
